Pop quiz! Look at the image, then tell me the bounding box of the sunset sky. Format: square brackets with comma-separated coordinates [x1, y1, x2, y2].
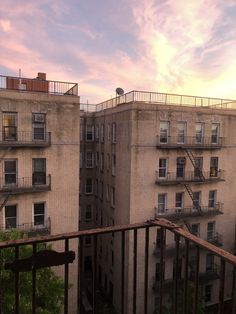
[1, 0, 236, 103]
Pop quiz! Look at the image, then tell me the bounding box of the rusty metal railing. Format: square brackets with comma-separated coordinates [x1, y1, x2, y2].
[0, 218, 235, 314]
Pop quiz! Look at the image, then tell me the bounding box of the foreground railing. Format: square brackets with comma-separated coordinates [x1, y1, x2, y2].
[0, 75, 78, 96]
[0, 218, 235, 314]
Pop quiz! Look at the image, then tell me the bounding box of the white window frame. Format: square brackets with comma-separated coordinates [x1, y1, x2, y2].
[207, 221, 215, 240]
[177, 122, 186, 144]
[85, 178, 93, 194]
[4, 204, 17, 229]
[86, 151, 94, 168]
[157, 194, 166, 214]
[208, 190, 216, 208]
[3, 159, 17, 186]
[211, 123, 220, 144]
[159, 158, 167, 178]
[86, 125, 94, 142]
[160, 121, 169, 144]
[175, 192, 183, 210]
[33, 202, 46, 227]
[195, 123, 204, 144]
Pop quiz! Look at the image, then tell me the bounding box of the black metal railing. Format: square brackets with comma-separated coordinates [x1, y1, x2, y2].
[156, 135, 224, 148]
[0, 217, 51, 236]
[0, 175, 51, 194]
[156, 170, 225, 184]
[0, 218, 235, 314]
[206, 232, 223, 247]
[155, 203, 224, 219]
[0, 131, 51, 147]
[0, 75, 78, 96]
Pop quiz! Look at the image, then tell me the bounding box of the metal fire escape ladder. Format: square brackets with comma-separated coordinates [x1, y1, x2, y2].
[183, 220, 192, 233]
[182, 183, 202, 214]
[185, 149, 205, 182]
[0, 147, 13, 211]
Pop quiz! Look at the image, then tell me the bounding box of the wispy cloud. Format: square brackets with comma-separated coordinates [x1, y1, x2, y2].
[0, 0, 236, 101]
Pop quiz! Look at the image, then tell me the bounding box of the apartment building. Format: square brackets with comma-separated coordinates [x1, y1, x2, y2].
[0, 73, 80, 313]
[80, 91, 236, 314]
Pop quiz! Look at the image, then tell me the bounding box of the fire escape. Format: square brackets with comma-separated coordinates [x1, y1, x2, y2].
[182, 149, 205, 232]
[0, 147, 12, 211]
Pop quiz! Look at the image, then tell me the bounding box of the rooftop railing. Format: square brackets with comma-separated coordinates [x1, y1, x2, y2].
[94, 90, 236, 112]
[0, 218, 235, 313]
[0, 75, 78, 96]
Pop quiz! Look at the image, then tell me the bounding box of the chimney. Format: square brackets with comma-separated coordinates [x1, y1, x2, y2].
[37, 72, 46, 80]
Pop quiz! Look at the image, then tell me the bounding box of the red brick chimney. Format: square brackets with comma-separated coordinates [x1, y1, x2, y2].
[37, 72, 46, 80]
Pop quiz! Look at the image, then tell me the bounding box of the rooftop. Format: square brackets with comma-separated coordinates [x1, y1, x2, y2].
[80, 90, 236, 112]
[0, 73, 78, 96]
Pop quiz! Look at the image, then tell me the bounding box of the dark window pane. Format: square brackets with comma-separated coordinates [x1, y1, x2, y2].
[34, 203, 45, 214]
[5, 161, 16, 173]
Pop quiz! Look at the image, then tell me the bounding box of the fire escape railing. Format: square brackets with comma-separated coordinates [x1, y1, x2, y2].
[0, 218, 236, 314]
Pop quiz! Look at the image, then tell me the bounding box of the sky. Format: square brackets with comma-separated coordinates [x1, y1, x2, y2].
[1, 0, 236, 103]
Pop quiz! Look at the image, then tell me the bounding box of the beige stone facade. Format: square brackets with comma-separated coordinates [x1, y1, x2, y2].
[0, 87, 80, 313]
[80, 92, 236, 314]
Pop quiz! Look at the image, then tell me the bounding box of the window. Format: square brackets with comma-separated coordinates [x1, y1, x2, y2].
[100, 153, 104, 172]
[85, 205, 92, 221]
[208, 190, 216, 208]
[157, 194, 166, 214]
[107, 154, 110, 171]
[176, 157, 186, 178]
[86, 152, 94, 168]
[160, 121, 169, 143]
[211, 123, 219, 144]
[175, 193, 183, 209]
[84, 256, 92, 272]
[80, 152, 83, 169]
[100, 181, 103, 200]
[194, 157, 203, 177]
[4, 160, 17, 185]
[94, 179, 98, 197]
[5, 205, 17, 229]
[177, 122, 186, 143]
[32, 113, 46, 140]
[34, 203, 45, 226]
[210, 157, 218, 177]
[112, 154, 116, 176]
[193, 192, 201, 210]
[195, 123, 203, 144]
[207, 222, 215, 241]
[96, 152, 99, 170]
[32, 158, 46, 185]
[101, 124, 104, 142]
[111, 187, 115, 207]
[80, 118, 83, 141]
[112, 123, 116, 143]
[205, 285, 212, 302]
[3, 112, 17, 141]
[156, 229, 166, 248]
[95, 125, 99, 141]
[191, 223, 200, 237]
[85, 236, 92, 246]
[86, 125, 94, 141]
[106, 185, 110, 201]
[159, 158, 167, 178]
[107, 124, 111, 141]
[206, 254, 214, 272]
[85, 179, 93, 194]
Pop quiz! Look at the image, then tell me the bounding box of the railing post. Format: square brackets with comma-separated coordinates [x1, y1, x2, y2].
[121, 231, 125, 314]
[133, 229, 137, 314]
[64, 238, 69, 314]
[144, 227, 149, 314]
[32, 243, 37, 314]
[15, 245, 19, 314]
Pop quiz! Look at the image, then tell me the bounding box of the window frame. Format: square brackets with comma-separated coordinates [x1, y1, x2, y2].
[160, 121, 169, 144]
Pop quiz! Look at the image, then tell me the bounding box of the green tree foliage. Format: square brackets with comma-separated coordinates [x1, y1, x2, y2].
[0, 231, 64, 314]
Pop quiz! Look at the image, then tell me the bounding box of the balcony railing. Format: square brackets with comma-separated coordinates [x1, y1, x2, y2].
[156, 135, 224, 149]
[0, 131, 51, 147]
[0, 75, 78, 96]
[206, 232, 223, 247]
[155, 203, 224, 219]
[156, 170, 225, 185]
[0, 217, 51, 236]
[0, 218, 235, 314]
[0, 175, 51, 194]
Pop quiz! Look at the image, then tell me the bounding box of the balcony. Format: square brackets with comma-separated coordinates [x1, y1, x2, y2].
[0, 175, 51, 194]
[156, 135, 224, 149]
[0, 217, 51, 236]
[156, 170, 225, 185]
[206, 232, 223, 247]
[155, 203, 224, 220]
[0, 218, 235, 314]
[0, 131, 51, 148]
[0, 74, 78, 96]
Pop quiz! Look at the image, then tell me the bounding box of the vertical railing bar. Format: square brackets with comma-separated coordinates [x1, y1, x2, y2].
[183, 239, 189, 314]
[144, 227, 149, 314]
[78, 236, 84, 314]
[32, 243, 37, 314]
[218, 259, 226, 314]
[64, 238, 69, 314]
[15, 245, 19, 314]
[92, 234, 97, 314]
[158, 227, 165, 314]
[133, 229, 137, 314]
[232, 266, 236, 314]
[193, 246, 200, 314]
[121, 231, 125, 314]
[173, 235, 180, 314]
